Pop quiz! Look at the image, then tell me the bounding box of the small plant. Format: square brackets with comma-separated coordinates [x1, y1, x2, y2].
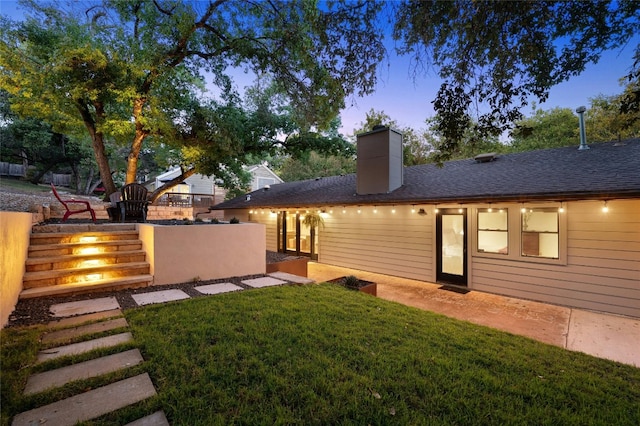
[302, 211, 325, 229]
[212, 218, 220, 224]
[195, 217, 203, 223]
[343, 275, 360, 288]
[230, 217, 240, 224]
[182, 219, 193, 225]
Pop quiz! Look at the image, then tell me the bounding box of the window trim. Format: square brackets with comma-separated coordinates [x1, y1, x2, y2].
[477, 208, 509, 255]
[472, 204, 567, 265]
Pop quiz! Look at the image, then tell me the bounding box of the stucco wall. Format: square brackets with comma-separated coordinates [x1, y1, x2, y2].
[0, 212, 32, 328]
[138, 222, 265, 286]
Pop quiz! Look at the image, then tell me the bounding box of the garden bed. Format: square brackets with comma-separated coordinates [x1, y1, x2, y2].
[328, 276, 377, 296]
[266, 251, 308, 277]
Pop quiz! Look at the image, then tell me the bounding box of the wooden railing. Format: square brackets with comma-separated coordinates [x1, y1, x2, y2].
[152, 192, 216, 208]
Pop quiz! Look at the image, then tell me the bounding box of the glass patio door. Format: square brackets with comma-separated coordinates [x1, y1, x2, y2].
[436, 209, 467, 285]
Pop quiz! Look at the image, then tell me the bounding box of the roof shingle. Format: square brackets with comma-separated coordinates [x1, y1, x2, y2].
[215, 139, 640, 209]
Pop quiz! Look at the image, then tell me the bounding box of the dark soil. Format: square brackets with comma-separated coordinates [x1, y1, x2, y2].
[327, 276, 375, 290]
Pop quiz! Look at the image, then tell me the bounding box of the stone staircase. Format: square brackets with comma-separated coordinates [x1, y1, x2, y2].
[21, 224, 153, 299]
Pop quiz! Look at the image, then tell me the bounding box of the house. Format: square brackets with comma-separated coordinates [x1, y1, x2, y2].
[215, 127, 640, 318]
[147, 163, 283, 206]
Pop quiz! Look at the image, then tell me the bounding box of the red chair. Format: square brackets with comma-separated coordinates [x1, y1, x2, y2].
[50, 183, 97, 223]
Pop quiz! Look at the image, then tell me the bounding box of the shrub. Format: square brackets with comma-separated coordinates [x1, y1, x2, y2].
[343, 275, 360, 288]
[230, 217, 240, 224]
[212, 218, 220, 224]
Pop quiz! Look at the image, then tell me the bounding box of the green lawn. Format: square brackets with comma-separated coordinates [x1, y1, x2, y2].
[2, 284, 639, 425]
[0, 178, 52, 193]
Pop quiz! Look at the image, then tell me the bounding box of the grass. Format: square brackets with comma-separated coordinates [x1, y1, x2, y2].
[0, 178, 52, 193]
[2, 284, 639, 425]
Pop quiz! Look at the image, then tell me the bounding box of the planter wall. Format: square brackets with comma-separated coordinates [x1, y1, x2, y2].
[139, 222, 266, 286]
[266, 257, 309, 277]
[0, 212, 32, 328]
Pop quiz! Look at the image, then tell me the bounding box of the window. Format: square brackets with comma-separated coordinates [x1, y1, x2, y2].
[257, 177, 276, 189]
[477, 209, 508, 254]
[521, 208, 559, 259]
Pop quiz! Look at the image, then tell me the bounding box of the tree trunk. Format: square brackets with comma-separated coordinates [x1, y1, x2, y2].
[148, 167, 197, 203]
[76, 100, 117, 196]
[125, 98, 149, 184]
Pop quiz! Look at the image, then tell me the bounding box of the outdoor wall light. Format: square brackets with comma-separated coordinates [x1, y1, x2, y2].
[85, 273, 102, 282]
[79, 236, 98, 244]
[418, 208, 427, 216]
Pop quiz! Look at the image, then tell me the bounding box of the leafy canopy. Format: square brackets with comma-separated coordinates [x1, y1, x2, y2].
[393, 0, 640, 161]
[0, 0, 386, 198]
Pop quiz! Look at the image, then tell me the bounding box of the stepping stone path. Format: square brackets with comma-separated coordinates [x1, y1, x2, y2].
[14, 301, 168, 426]
[12, 272, 314, 425]
[242, 276, 288, 288]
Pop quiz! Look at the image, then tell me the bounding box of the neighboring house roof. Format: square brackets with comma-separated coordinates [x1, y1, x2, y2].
[214, 139, 640, 210]
[244, 164, 284, 184]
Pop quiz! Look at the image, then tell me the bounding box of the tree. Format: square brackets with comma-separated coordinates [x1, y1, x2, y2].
[0, 0, 386, 200]
[509, 107, 579, 152]
[393, 0, 640, 161]
[586, 91, 640, 142]
[277, 151, 356, 182]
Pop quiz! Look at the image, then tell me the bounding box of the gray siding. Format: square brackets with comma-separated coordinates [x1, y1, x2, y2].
[471, 200, 640, 317]
[319, 206, 433, 281]
[247, 199, 639, 317]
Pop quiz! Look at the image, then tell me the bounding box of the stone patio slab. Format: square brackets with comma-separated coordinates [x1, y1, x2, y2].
[241, 276, 288, 288]
[12, 373, 156, 426]
[42, 317, 129, 344]
[132, 289, 190, 306]
[50, 297, 120, 317]
[195, 282, 244, 295]
[268, 271, 315, 284]
[25, 349, 144, 395]
[37, 332, 133, 363]
[125, 411, 170, 426]
[47, 309, 123, 329]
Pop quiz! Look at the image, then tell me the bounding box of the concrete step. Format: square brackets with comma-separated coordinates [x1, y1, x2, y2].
[20, 275, 153, 299]
[41, 317, 129, 344]
[12, 373, 157, 426]
[32, 223, 138, 233]
[26, 250, 147, 272]
[37, 332, 133, 364]
[24, 348, 144, 395]
[28, 240, 143, 257]
[30, 230, 140, 245]
[23, 262, 150, 288]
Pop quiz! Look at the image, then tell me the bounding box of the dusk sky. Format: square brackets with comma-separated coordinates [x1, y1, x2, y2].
[2, 1, 637, 138]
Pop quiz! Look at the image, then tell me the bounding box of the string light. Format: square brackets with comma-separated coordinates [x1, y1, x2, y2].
[342, 207, 346, 214]
[558, 202, 565, 213]
[391, 206, 396, 214]
[602, 200, 609, 213]
[411, 205, 416, 213]
[373, 206, 378, 213]
[357, 206, 361, 214]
